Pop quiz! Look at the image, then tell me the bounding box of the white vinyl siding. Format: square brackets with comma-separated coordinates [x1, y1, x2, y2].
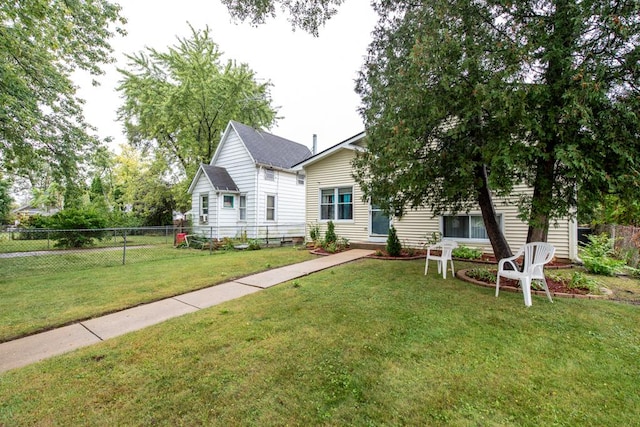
[304, 149, 369, 242]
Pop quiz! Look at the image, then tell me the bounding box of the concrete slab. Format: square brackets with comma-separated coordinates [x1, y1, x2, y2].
[173, 282, 261, 309]
[235, 249, 375, 288]
[81, 299, 199, 340]
[0, 324, 101, 373]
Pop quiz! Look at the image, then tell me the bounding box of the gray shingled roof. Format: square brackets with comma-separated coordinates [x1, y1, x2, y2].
[231, 121, 312, 169]
[201, 165, 239, 192]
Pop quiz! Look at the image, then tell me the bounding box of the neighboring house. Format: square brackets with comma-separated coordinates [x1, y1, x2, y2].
[293, 132, 579, 261]
[187, 120, 312, 240]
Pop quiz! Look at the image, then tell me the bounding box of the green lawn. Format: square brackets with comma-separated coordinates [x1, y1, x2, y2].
[1, 258, 639, 425]
[0, 247, 315, 342]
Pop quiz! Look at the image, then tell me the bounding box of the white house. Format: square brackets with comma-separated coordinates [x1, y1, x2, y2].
[293, 132, 579, 261]
[188, 120, 312, 240]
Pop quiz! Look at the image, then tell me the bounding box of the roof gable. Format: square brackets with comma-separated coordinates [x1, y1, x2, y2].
[188, 164, 239, 194]
[293, 131, 366, 169]
[229, 121, 312, 169]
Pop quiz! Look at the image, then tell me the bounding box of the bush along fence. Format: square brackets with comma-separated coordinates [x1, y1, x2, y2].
[0, 224, 306, 278]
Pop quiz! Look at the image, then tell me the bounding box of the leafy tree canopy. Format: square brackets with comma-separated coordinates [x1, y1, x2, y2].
[0, 0, 125, 182]
[221, 0, 345, 35]
[117, 25, 279, 181]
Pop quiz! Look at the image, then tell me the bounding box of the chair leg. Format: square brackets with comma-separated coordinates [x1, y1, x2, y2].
[521, 277, 532, 307]
[424, 259, 429, 275]
[541, 279, 553, 303]
[441, 261, 446, 279]
[449, 259, 455, 278]
[496, 276, 501, 297]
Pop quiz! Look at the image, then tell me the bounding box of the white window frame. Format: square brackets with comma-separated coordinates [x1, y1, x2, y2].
[239, 194, 247, 221]
[319, 187, 353, 222]
[223, 194, 234, 209]
[266, 194, 276, 221]
[441, 213, 502, 241]
[200, 193, 209, 223]
[297, 172, 305, 185]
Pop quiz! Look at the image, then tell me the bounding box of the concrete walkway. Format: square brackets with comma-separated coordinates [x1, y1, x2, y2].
[0, 249, 374, 374]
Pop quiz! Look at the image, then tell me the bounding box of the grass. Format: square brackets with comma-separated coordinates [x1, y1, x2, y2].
[0, 247, 315, 342]
[1, 258, 639, 425]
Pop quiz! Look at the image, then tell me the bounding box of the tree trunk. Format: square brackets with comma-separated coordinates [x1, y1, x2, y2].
[526, 150, 555, 243]
[476, 165, 512, 260]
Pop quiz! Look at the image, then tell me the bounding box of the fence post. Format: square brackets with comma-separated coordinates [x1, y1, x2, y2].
[122, 230, 127, 265]
[47, 231, 50, 249]
[165, 225, 169, 244]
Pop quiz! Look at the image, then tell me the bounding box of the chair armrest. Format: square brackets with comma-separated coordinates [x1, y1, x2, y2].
[498, 258, 519, 272]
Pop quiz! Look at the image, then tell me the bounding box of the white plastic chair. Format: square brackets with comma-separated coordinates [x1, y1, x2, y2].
[424, 240, 458, 279]
[496, 242, 556, 307]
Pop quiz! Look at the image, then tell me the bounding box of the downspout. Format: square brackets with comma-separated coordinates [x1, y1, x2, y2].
[216, 191, 220, 240]
[255, 166, 260, 239]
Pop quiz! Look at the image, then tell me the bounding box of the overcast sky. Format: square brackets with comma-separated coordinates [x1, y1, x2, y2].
[76, 0, 378, 155]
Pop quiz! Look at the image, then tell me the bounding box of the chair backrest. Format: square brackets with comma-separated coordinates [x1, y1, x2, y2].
[439, 240, 458, 259]
[522, 242, 555, 277]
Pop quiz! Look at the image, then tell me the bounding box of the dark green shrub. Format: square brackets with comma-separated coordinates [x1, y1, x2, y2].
[324, 220, 337, 244]
[466, 268, 497, 283]
[308, 222, 320, 243]
[248, 239, 261, 250]
[48, 209, 107, 248]
[17, 215, 51, 240]
[386, 225, 402, 257]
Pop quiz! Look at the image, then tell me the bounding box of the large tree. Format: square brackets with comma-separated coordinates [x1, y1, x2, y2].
[353, 1, 526, 259]
[224, 0, 640, 249]
[0, 0, 125, 182]
[117, 25, 279, 181]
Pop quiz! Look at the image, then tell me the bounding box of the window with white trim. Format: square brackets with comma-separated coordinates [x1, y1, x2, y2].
[223, 195, 234, 208]
[297, 173, 305, 185]
[266, 195, 276, 221]
[264, 169, 275, 181]
[200, 194, 209, 223]
[239, 195, 247, 221]
[442, 214, 501, 239]
[320, 187, 353, 220]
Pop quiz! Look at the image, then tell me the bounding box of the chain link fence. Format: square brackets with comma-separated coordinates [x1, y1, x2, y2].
[0, 224, 306, 279]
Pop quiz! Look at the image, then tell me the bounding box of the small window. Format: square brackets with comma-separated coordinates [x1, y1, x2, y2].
[223, 195, 234, 208]
[264, 169, 275, 181]
[200, 194, 209, 223]
[239, 195, 247, 221]
[320, 189, 335, 220]
[442, 214, 500, 239]
[266, 195, 276, 221]
[297, 173, 305, 185]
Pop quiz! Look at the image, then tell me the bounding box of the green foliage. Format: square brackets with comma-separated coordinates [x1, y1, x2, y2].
[386, 226, 402, 257]
[452, 245, 482, 260]
[247, 239, 261, 250]
[47, 209, 108, 248]
[324, 220, 337, 245]
[0, 0, 125, 181]
[466, 268, 497, 283]
[567, 272, 600, 294]
[354, 0, 640, 245]
[117, 25, 278, 181]
[221, 0, 343, 36]
[0, 178, 13, 224]
[581, 234, 625, 276]
[308, 222, 321, 243]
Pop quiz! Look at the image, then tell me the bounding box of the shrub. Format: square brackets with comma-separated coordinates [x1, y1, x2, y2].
[466, 268, 497, 283]
[567, 272, 601, 293]
[386, 226, 402, 257]
[48, 209, 107, 248]
[248, 239, 261, 250]
[324, 220, 337, 244]
[452, 245, 482, 260]
[308, 222, 320, 243]
[581, 233, 625, 276]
